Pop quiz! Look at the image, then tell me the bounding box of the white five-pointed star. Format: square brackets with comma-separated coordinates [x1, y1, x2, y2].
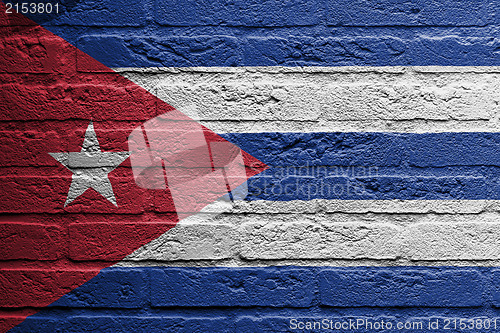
[49, 121, 130, 207]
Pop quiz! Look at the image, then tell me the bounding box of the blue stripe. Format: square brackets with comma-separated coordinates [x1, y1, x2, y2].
[13, 0, 500, 67]
[76, 35, 500, 67]
[220, 132, 500, 200]
[16, 0, 497, 28]
[10, 266, 500, 333]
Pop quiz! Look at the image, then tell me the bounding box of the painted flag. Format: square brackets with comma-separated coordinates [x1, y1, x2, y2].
[2, 0, 500, 332]
[0, 3, 267, 332]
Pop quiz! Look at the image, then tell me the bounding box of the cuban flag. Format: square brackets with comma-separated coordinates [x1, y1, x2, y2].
[1, 0, 500, 332]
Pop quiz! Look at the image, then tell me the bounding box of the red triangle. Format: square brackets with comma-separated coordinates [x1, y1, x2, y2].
[0, 4, 267, 331]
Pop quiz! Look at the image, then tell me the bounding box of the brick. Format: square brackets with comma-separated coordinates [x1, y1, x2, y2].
[132, 68, 499, 127]
[496, 2, 500, 24]
[408, 133, 500, 167]
[241, 221, 401, 260]
[0, 176, 145, 214]
[70, 174, 144, 213]
[221, 132, 405, 167]
[232, 200, 318, 214]
[150, 267, 315, 307]
[230, 199, 490, 214]
[0, 82, 158, 121]
[205, 119, 500, 134]
[0, 223, 63, 260]
[148, 188, 177, 213]
[319, 268, 485, 307]
[492, 270, 500, 307]
[244, 175, 490, 200]
[327, 0, 492, 26]
[245, 36, 408, 66]
[155, 83, 321, 122]
[35, 122, 142, 154]
[125, 224, 237, 261]
[319, 200, 489, 214]
[0, 176, 71, 213]
[65, 317, 231, 333]
[237, 317, 295, 332]
[353, 176, 489, 200]
[245, 36, 500, 67]
[0, 2, 37, 26]
[320, 83, 494, 121]
[78, 35, 242, 68]
[69, 223, 175, 261]
[411, 37, 500, 66]
[0, 126, 137, 169]
[50, 268, 147, 308]
[3, 317, 63, 333]
[0, 131, 61, 166]
[49, 0, 146, 27]
[405, 222, 500, 260]
[0, 269, 99, 307]
[0, 35, 75, 73]
[154, 0, 320, 26]
[12, 316, 230, 333]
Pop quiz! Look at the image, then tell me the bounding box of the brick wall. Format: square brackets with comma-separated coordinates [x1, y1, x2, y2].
[2, 0, 500, 332]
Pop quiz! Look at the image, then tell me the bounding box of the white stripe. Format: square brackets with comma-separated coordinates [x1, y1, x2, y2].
[113, 66, 500, 268]
[115, 66, 500, 133]
[114, 199, 500, 267]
